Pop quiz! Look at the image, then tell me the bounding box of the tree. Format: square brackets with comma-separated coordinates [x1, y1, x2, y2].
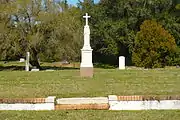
[0, 0, 82, 69]
[78, 0, 180, 66]
[132, 20, 177, 68]
[38, 6, 83, 63]
[0, 0, 17, 60]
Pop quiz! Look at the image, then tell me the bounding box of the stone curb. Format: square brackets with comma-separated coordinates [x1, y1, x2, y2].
[0, 96, 56, 110]
[1, 95, 180, 104]
[111, 95, 180, 101]
[108, 95, 180, 110]
[0, 98, 46, 104]
[1, 95, 180, 110]
[45, 96, 56, 103]
[0, 96, 56, 104]
[108, 95, 118, 101]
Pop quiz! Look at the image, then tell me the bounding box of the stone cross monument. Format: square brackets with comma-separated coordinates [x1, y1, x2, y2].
[80, 13, 93, 77]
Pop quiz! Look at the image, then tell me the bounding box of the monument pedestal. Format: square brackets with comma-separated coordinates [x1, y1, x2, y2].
[80, 49, 93, 77]
[80, 67, 93, 78]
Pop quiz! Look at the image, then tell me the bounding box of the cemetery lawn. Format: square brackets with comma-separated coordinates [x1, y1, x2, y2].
[0, 67, 180, 98]
[0, 63, 180, 119]
[0, 110, 180, 120]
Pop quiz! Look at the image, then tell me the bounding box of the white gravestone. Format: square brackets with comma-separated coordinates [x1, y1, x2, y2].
[31, 69, 39, 72]
[19, 58, 25, 62]
[119, 56, 125, 70]
[80, 13, 93, 77]
[25, 52, 30, 71]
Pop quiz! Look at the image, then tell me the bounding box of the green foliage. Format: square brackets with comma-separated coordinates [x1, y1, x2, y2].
[0, 0, 82, 68]
[132, 20, 177, 68]
[1, 0, 180, 68]
[37, 6, 83, 62]
[167, 47, 180, 66]
[78, 0, 180, 65]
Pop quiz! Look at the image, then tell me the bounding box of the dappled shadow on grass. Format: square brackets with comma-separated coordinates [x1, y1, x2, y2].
[0, 65, 115, 71]
[0, 65, 79, 71]
[41, 66, 79, 70]
[0, 65, 25, 71]
[94, 63, 117, 69]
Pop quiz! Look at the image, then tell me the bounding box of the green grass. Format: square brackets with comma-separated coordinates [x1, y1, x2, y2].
[0, 66, 180, 98]
[0, 62, 180, 119]
[0, 110, 180, 120]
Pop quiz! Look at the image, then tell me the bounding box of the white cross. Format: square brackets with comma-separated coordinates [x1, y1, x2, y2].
[83, 13, 91, 26]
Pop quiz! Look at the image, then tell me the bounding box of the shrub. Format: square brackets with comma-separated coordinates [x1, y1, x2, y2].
[132, 20, 177, 68]
[167, 47, 180, 66]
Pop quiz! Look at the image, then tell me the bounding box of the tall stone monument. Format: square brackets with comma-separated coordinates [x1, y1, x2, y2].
[80, 13, 93, 77]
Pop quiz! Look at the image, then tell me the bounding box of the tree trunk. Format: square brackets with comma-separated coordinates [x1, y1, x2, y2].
[29, 48, 41, 70]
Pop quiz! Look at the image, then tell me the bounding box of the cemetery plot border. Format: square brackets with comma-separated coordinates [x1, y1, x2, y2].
[109, 95, 180, 110]
[0, 96, 55, 111]
[0, 95, 180, 110]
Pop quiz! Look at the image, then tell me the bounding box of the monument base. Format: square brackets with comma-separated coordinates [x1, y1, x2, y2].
[80, 67, 93, 77]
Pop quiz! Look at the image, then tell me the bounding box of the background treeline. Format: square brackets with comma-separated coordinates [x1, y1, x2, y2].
[0, 0, 180, 69]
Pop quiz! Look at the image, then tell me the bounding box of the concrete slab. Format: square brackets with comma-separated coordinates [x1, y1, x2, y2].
[56, 97, 108, 105]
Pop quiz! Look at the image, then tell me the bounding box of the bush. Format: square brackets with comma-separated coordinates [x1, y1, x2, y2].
[167, 47, 180, 66]
[132, 20, 177, 68]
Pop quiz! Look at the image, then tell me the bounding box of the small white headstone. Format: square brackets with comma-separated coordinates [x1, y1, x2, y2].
[119, 56, 125, 70]
[19, 58, 25, 62]
[31, 69, 39, 72]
